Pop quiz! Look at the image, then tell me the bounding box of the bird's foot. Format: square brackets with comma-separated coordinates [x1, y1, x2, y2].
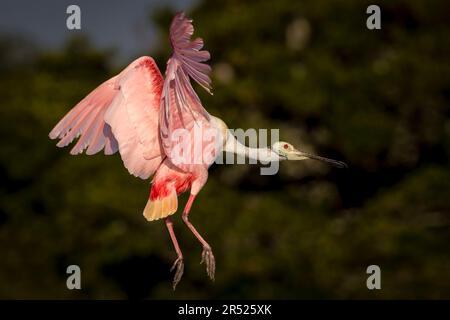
[200, 246, 215, 281]
[170, 256, 184, 290]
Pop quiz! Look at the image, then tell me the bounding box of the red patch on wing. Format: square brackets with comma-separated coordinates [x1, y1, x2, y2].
[139, 57, 164, 112]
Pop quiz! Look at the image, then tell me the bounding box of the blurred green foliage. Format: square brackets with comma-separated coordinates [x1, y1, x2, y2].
[0, 0, 449, 299]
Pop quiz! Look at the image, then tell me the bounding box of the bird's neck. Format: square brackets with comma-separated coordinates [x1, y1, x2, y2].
[224, 131, 282, 162]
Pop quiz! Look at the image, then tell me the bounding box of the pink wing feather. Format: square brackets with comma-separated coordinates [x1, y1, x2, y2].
[49, 56, 165, 179]
[160, 12, 214, 172]
[49, 77, 119, 155]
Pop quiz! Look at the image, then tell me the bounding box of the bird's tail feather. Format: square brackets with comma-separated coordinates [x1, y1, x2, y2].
[143, 190, 178, 221]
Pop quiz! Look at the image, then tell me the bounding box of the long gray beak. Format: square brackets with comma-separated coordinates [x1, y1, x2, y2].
[288, 149, 348, 169]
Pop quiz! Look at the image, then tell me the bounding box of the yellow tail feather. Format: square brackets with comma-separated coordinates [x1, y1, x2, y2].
[143, 191, 178, 221]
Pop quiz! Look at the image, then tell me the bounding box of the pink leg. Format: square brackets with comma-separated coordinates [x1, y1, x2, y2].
[182, 194, 215, 281]
[165, 217, 184, 290]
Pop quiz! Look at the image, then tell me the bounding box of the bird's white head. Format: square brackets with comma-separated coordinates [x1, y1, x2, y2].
[271, 141, 348, 168]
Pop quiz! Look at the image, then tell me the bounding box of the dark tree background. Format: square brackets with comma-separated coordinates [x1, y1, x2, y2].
[0, 0, 449, 298]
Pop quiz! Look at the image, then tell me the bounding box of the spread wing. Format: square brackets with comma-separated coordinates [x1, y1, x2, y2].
[160, 12, 214, 172]
[49, 56, 165, 179]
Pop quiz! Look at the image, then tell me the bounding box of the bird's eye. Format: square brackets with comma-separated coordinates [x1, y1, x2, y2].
[283, 144, 289, 149]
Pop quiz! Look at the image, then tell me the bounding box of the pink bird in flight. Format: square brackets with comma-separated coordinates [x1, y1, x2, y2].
[49, 12, 347, 289]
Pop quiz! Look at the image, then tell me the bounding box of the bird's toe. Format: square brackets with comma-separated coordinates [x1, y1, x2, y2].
[201, 247, 215, 281]
[170, 256, 184, 290]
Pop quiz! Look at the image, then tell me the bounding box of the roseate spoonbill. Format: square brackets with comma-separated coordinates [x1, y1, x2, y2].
[49, 12, 347, 289]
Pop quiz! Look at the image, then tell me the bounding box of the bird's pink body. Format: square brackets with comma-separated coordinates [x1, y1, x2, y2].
[49, 12, 218, 211]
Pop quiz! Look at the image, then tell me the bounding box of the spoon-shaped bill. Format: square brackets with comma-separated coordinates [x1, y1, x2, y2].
[290, 150, 348, 169]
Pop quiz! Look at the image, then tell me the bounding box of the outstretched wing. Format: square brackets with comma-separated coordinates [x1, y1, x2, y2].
[49, 56, 165, 179]
[160, 12, 214, 172]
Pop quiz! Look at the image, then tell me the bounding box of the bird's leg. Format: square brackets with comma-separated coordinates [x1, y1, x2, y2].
[181, 194, 215, 281]
[165, 217, 184, 290]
